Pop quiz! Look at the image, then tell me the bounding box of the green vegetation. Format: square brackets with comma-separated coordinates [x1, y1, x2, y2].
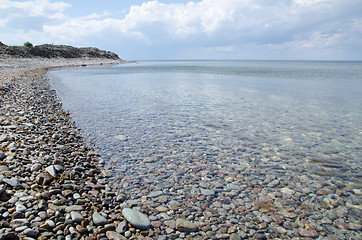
[23, 42, 33, 47]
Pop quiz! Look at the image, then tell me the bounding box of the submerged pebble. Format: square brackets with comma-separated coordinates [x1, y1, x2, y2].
[122, 208, 151, 230]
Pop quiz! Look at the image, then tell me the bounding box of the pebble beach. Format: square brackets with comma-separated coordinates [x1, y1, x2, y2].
[0, 56, 136, 240]
[0, 56, 361, 240]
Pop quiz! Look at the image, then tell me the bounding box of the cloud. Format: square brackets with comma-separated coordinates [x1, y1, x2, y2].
[1, 0, 361, 59]
[116, 0, 362, 46]
[0, 0, 70, 20]
[0, 0, 70, 31]
[115, 0, 362, 59]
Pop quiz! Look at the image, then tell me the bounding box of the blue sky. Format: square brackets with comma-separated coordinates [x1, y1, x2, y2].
[1, 0, 362, 60]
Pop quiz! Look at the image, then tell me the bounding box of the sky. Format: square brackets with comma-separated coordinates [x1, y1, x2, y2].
[1, 0, 362, 60]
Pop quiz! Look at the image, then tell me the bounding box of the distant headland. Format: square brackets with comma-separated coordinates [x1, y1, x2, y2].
[0, 41, 120, 60]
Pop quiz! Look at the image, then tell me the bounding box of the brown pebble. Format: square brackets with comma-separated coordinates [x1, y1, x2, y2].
[316, 189, 329, 195]
[227, 226, 236, 234]
[334, 219, 349, 230]
[93, 184, 106, 190]
[108, 214, 119, 220]
[230, 233, 241, 240]
[299, 230, 318, 238]
[270, 214, 283, 225]
[11, 211, 25, 219]
[156, 206, 168, 212]
[76, 225, 88, 234]
[151, 221, 162, 228]
[8, 208, 16, 214]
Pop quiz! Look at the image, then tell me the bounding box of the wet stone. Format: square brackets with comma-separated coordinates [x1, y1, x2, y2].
[176, 218, 198, 232]
[122, 208, 151, 230]
[200, 189, 215, 196]
[230, 233, 242, 240]
[299, 230, 318, 238]
[270, 214, 283, 225]
[114, 135, 127, 141]
[156, 206, 168, 212]
[151, 221, 162, 228]
[280, 188, 295, 195]
[116, 221, 127, 233]
[106, 231, 126, 240]
[149, 191, 163, 198]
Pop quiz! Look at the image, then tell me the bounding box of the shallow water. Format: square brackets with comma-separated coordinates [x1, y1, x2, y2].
[48, 60, 362, 183]
[47, 61, 362, 238]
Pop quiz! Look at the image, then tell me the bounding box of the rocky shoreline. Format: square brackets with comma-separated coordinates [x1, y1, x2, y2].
[0, 57, 150, 240]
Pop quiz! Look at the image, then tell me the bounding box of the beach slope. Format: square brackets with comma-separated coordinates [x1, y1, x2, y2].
[0, 46, 130, 239]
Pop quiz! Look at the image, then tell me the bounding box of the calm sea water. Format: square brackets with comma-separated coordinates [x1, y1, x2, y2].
[48, 60, 362, 183]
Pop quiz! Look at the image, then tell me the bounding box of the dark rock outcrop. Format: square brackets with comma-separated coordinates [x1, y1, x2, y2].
[0, 43, 120, 60]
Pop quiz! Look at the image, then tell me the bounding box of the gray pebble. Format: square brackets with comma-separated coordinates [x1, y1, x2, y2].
[122, 208, 151, 230]
[92, 212, 108, 226]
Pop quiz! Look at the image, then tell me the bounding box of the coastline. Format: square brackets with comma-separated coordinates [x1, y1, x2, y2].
[0, 56, 125, 81]
[1, 57, 362, 240]
[0, 57, 136, 239]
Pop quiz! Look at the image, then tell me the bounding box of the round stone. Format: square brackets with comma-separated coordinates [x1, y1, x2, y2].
[122, 208, 151, 230]
[92, 212, 108, 226]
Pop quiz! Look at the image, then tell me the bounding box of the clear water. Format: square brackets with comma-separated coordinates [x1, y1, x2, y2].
[48, 60, 362, 183]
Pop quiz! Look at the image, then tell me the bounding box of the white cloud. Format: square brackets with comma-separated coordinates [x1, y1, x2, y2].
[1, 0, 361, 59]
[0, 0, 70, 33]
[0, 0, 70, 19]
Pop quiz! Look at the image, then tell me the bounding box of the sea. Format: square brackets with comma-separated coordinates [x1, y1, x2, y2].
[48, 60, 362, 186]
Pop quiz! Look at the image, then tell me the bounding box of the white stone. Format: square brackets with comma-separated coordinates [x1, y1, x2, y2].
[280, 187, 295, 195]
[114, 135, 127, 141]
[45, 165, 57, 178]
[15, 203, 27, 212]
